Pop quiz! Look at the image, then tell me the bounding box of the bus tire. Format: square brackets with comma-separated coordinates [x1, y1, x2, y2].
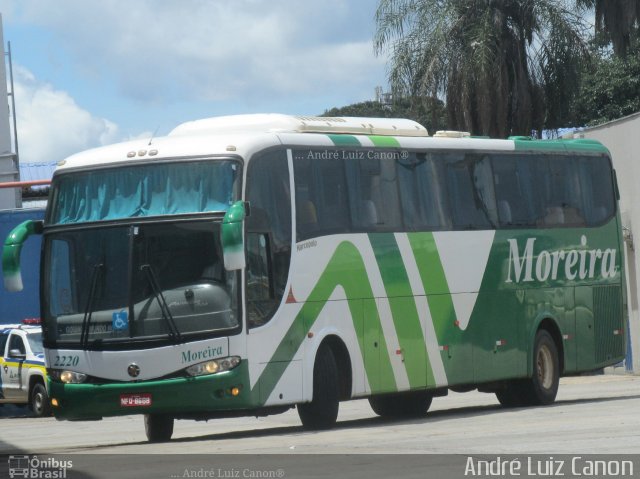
[30, 382, 51, 417]
[521, 330, 560, 406]
[369, 391, 432, 418]
[297, 345, 339, 430]
[495, 380, 527, 408]
[144, 414, 174, 442]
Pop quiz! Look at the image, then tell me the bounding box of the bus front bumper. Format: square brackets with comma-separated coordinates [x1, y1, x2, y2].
[49, 362, 255, 420]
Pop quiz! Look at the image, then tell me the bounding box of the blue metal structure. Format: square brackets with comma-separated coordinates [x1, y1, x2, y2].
[0, 208, 44, 324]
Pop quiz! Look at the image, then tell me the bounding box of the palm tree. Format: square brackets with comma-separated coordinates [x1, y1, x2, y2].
[577, 0, 640, 56]
[375, 0, 590, 137]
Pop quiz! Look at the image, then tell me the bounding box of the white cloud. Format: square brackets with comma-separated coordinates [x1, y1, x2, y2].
[13, 66, 119, 163]
[1, 0, 387, 162]
[7, 0, 385, 107]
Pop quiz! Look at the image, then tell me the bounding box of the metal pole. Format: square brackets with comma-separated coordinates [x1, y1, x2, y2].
[5, 40, 21, 207]
[7, 41, 19, 176]
[0, 179, 51, 189]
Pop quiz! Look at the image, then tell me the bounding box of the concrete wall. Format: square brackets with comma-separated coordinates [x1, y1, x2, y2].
[581, 112, 640, 373]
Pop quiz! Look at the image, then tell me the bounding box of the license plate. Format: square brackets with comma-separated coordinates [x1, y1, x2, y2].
[120, 393, 152, 407]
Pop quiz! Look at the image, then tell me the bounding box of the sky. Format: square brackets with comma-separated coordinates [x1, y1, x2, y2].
[0, 1, 389, 165]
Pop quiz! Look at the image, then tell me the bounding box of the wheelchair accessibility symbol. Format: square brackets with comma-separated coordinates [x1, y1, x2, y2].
[112, 311, 129, 331]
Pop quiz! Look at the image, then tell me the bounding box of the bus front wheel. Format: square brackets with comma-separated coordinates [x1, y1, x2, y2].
[495, 380, 527, 407]
[297, 344, 339, 430]
[144, 414, 174, 442]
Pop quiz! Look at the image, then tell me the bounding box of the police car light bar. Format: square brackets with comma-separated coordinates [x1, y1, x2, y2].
[22, 318, 41, 325]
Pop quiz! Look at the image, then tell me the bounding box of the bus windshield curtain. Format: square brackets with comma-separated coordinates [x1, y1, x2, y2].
[51, 162, 237, 224]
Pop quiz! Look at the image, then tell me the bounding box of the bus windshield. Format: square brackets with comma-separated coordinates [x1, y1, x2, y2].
[42, 220, 239, 348]
[48, 160, 241, 225]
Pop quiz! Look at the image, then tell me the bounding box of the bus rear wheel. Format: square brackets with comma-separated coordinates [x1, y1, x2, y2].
[144, 414, 174, 442]
[497, 330, 559, 407]
[369, 391, 432, 418]
[524, 330, 560, 405]
[297, 345, 339, 430]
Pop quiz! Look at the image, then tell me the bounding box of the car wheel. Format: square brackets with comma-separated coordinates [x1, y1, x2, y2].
[31, 382, 51, 417]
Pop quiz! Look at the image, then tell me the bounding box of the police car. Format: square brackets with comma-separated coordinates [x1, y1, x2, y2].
[0, 319, 50, 417]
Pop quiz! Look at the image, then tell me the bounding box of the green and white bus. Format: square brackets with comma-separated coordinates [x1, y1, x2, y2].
[3, 114, 626, 442]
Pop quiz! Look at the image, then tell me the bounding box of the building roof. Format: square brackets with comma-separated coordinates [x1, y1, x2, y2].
[582, 111, 640, 133]
[19, 161, 57, 182]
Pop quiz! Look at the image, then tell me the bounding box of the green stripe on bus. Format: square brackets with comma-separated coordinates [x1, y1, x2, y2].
[368, 136, 401, 148]
[407, 233, 458, 341]
[512, 138, 609, 154]
[369, 234, 429, 389]
[254, 240, 397, 402]
[327, 134, 361, 146]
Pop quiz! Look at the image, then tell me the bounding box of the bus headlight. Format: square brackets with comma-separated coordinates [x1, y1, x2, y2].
[185, 356, 241, 377]
[52, 370, 88, 384]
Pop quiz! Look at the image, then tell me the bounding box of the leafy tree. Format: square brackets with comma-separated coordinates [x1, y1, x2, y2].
[322, 100, 394, 118]
[321, 97, 447, 134]
[576, 0, 640, 57]
[572, 38, 640, 126]
[375, 0, 590, 138]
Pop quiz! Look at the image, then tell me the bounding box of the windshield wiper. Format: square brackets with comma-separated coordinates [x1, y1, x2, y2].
[81, 263, 103, 348]
[140, 264, 182, 343]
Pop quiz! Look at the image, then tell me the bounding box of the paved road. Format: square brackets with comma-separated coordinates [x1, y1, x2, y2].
[1, 374, 639, 456]
[2, 375, 639, 478]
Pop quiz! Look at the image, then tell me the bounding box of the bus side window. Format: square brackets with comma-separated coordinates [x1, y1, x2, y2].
[473, 156, 498, 226]
[294, 154, 351, 239]
[246, 233, 273, 328]
[446, 157, 494, 230]
[578, 156, 615, 226]
[397, 152, 450, 231]
[492, 155, 539, 227]
[245, 149, 292, 328]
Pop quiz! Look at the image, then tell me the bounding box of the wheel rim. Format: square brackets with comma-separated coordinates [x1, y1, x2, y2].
[33, 392, 44, 415]
[537, 344, 554, 390]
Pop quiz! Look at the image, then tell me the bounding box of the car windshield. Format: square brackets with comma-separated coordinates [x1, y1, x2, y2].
[43, 220, 239, 348]
[27, 332, 44, 355]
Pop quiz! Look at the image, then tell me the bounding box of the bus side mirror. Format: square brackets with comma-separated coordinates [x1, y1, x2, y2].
[222, 201, 247, 271]
[2, 220, 43, 292]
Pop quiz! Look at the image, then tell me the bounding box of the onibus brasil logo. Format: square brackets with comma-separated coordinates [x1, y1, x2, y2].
[506, 235, 617, 284]
[7, 455, 72, 479]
